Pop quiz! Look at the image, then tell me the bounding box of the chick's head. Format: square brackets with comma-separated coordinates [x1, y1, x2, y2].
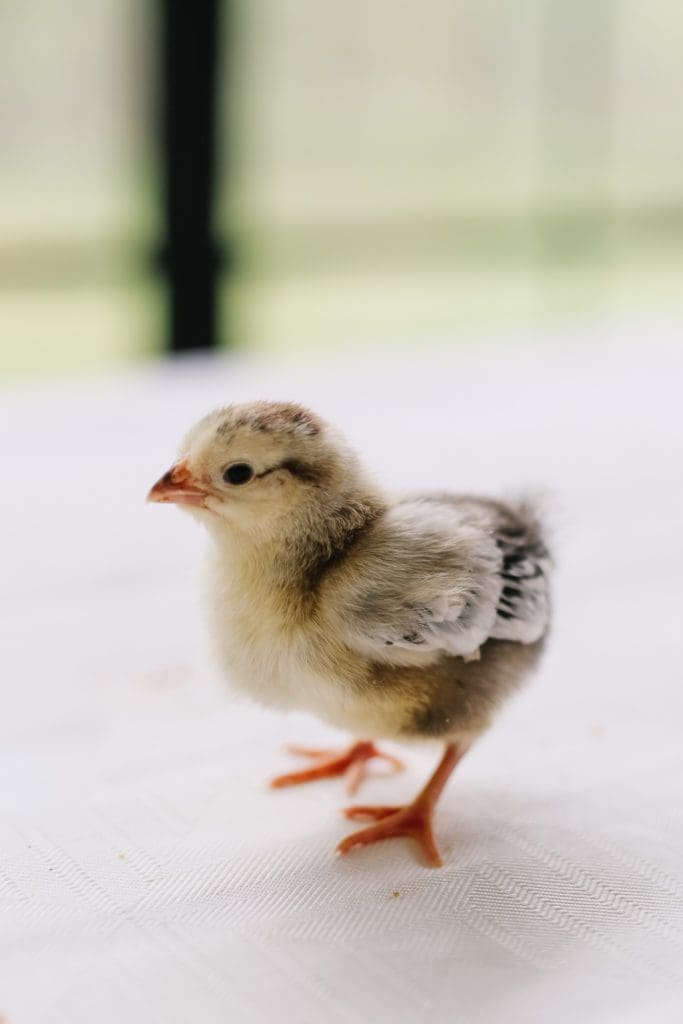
[148, 401, 356, 537]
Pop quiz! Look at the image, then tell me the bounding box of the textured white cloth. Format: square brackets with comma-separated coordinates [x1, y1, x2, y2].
[2, 326, 682, 1024]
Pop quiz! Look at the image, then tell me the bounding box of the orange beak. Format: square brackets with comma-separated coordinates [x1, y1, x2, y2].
[147, 459, 209, 508]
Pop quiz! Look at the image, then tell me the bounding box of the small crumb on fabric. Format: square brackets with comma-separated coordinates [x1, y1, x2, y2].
[117, 852, 126, 860]
[391, 890, 401, 898]
[144, 666, 190, 690]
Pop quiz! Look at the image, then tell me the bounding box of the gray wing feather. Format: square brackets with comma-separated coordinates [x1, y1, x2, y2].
[491, 530, 552, 644]
[339, 494, 551, 661]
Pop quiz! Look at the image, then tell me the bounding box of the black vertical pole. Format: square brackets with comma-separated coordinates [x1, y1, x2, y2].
[157, 0, 224, 352]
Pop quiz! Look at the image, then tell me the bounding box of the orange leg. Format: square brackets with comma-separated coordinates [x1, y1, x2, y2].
[270, 740, 404, 796]
[337, 742, 468, 867]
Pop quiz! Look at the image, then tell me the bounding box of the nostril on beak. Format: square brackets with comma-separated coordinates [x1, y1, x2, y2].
[167, 461, 192, 485]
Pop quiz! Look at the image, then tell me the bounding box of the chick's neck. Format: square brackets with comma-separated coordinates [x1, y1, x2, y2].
[211, 483, 386, 593]
[281, 486, 387, 592]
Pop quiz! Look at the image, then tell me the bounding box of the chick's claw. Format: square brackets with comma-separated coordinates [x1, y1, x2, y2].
[338, 801, 443, 868]
[270, 740, 404, 796]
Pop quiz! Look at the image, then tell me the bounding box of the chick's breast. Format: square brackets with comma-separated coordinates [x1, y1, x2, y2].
[201, 541, 413, 737]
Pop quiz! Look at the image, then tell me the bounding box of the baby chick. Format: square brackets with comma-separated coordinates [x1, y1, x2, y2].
[148, 401, 551, 867]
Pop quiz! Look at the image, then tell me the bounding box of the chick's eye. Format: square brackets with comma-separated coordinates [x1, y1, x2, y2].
[223, 462, 254, 485]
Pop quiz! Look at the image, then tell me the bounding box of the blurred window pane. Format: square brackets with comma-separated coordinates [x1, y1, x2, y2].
[2, 1, 683, 375]
[223, 0, 683, 353]
[0, 0, 158, 376]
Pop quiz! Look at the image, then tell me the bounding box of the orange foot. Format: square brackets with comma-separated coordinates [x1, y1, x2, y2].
[338, 801, 443, 867]
[270, 740, 404, 796]
[336, 744, 468, 867]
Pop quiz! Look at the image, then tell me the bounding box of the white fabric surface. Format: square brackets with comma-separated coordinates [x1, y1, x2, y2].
[2, 326, 682, 1024]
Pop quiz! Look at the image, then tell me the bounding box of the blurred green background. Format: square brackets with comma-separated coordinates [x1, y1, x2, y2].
[1, 0, 682, 376]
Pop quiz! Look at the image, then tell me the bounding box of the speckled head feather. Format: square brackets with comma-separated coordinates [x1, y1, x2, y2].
[214, 401, 323, 440]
